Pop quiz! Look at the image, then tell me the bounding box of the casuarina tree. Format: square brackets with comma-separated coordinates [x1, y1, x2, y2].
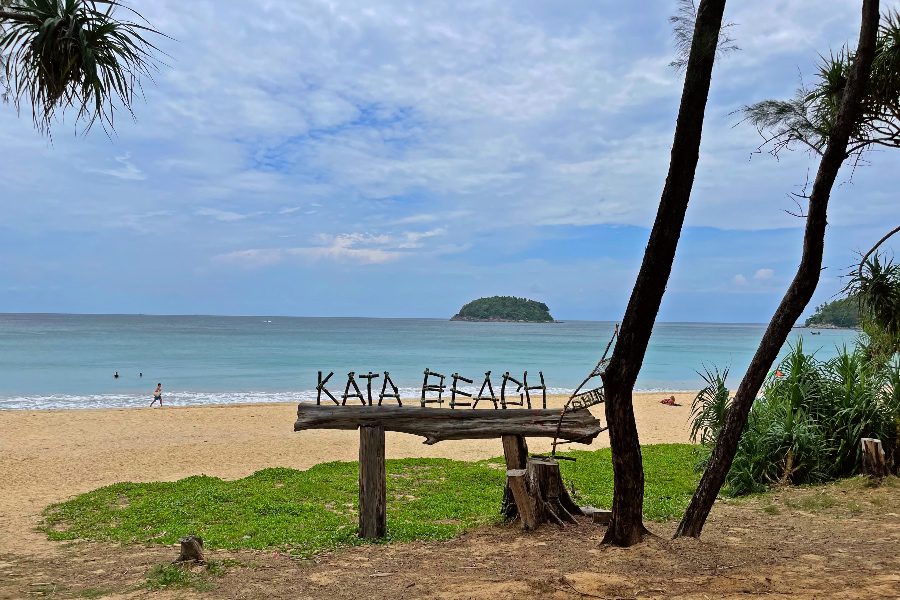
[675, 0, 885, 539]
[600, 0, 728, 547]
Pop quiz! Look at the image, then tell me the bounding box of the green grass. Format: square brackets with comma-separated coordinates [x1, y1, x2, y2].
[144, 562, 225, 591]
[43, 444, 700, 557]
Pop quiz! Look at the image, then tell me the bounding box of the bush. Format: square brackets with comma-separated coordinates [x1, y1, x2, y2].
[692, 341, 900, 496]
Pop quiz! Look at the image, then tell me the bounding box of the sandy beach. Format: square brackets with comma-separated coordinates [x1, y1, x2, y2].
[0, 393, 694, 555]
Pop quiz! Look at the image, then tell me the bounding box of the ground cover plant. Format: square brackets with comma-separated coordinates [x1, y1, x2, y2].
[42, 445, 699, 557]
[691, 342, 900, 496]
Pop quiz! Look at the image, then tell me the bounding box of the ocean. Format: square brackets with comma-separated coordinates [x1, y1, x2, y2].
[0, 314, 859, 410]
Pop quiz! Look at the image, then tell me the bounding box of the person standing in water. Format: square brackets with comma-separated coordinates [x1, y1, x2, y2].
[150, 383, 163, 407]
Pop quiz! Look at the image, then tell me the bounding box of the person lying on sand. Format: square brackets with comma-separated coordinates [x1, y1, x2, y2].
[660, 395, 681, 406]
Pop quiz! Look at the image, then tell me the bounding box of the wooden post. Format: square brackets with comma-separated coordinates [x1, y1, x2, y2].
[359, 426, 386, 539]
[501, 435, 528, 519]
[861, 438, 888, 479]
[506, 469, 540, 530]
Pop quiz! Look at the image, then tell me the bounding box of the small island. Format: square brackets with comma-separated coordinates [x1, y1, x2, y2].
[804, 295, 860, 329]
[451, 296, 555, 322]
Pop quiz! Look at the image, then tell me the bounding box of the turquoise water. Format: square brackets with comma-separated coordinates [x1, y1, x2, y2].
[0, 314, 859, 409]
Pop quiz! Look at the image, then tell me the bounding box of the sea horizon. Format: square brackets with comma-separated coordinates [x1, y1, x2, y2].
[0, 310, 845, 328]
[0, 314, 860, 411]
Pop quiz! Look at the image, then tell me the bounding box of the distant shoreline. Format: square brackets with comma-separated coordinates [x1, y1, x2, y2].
[449, 315, 559, 323]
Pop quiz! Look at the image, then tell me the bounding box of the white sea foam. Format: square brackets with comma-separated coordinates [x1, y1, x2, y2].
[0, 385, 699, 410]
[0, 386, 586, 410]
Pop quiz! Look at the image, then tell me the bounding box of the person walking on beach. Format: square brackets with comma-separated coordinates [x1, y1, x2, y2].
[150, 383, 163, 407]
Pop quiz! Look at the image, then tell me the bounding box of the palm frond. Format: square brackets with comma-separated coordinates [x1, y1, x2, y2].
[0, 0, 165, 134]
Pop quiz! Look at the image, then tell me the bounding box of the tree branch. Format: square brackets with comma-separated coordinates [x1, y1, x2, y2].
[859, 225, 900, 277]
[0, 9, 41, 25]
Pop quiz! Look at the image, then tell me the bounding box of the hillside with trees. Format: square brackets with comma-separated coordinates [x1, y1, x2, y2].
[451, 296, 554, 322]
[804, 296, 860, 328]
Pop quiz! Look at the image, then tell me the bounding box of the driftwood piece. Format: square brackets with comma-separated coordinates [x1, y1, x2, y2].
[473, 371, 498, 409]
[295, 405, 603, 445]
[523, 371, 547, 409]
[861, 438, 888, 478]
[501, 372, 525, 408]
[316, 371, 338, 405]
[450, 373, 474, 408]
[506, 469, 540, 530]
[359, 372, 380, 406]
[378, 371, 401, 406]
[175, 535, 205, 564]
[342, 372, 366, 406]
[501, 434, 528, 519]
[359, 426, 387, 538]
[421, 368, 446, 406]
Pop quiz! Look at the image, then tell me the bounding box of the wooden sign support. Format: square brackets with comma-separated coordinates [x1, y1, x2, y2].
[295, 404, 603, 539]
[359, 426, 386, 538]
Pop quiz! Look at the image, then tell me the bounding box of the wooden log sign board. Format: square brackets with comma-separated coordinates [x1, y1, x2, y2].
[294, 404, 604, 539]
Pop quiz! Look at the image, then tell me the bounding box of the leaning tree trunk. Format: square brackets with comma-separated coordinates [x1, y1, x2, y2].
[600, 0, 727, 547]
[675, 0, 881, 539]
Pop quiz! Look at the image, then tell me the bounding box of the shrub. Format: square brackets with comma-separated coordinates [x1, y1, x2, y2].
[692, 341, 900, 496]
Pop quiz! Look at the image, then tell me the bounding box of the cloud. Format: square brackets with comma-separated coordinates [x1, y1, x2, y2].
[753, 268, 774, 281]
[195, 207, 260, 222]
[88, 153, 146, 181]
[215, 228, 448, 268]
[732, 274, 748, 286]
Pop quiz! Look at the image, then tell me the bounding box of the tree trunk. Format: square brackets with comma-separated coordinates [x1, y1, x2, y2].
[675, 0, 881, 539]
[600, 0, 727, 547]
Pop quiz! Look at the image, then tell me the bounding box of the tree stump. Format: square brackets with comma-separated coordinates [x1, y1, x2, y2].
[175, 535, 205, 564]
[505, 457, 583, 530]
[861, 438, 888, 479]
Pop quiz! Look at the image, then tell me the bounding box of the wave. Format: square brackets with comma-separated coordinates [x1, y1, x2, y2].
[0, 385, 697, 410]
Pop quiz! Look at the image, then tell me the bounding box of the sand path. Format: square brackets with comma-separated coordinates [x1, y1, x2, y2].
[0, 392, 694, 555]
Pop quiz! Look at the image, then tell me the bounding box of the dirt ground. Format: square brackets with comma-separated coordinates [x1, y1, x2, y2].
[1, 478, 897, 599]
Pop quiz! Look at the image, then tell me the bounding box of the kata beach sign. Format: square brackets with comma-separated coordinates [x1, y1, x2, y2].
[294, 327, 619, 538]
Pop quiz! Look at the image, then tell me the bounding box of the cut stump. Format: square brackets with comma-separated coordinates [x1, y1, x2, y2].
[861, 438, 888, 479]
[505, 457, 583, 530]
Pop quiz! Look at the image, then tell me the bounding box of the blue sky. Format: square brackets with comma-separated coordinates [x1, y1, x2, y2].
[1, 0, 897, 322]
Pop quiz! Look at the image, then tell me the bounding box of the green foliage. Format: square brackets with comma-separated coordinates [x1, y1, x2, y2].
[742, 10, 900, 156]
[453, 296, 554, 322]
[43, 445, 699, 556]
[144, 562, 223, 592]
[699, 341, 900, 496]
[0, 0, 163, 133]
[689, 366, 731, 446]
[804, 295, 861, 328]
[848, 253, 900, 360]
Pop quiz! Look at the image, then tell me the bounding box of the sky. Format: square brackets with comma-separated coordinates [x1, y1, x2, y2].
[0, 0, 897, 322]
